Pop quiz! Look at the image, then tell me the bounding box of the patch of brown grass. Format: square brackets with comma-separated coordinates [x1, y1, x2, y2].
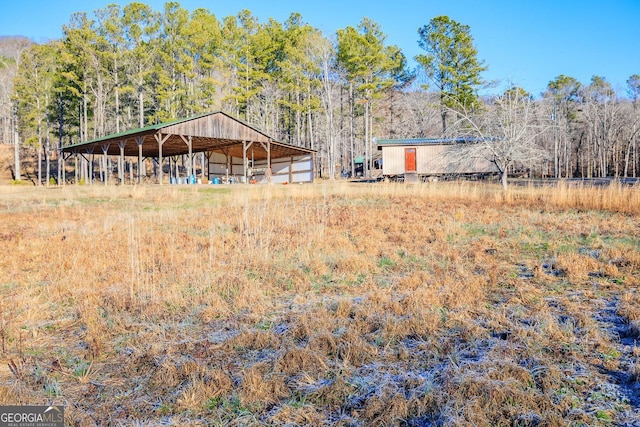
[620, 290, 640, 323]
[0, 181, 638, 425]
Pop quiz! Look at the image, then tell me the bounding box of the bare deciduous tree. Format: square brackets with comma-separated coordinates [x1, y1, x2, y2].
[450, 85, 549, 190]
[580, 76, 625, 178]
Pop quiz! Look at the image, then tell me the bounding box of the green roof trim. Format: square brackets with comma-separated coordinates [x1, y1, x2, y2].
[376, 137, 460, 145]
[376, 137, 492, 145]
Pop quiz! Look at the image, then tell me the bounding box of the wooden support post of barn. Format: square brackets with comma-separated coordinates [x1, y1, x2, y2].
[118, 140, 125, 184]
[60, 150, 65, 186]
[74, 152, 78, 185]
[243, 140, 254, 183]
[154, 132, 171, 185]
[179, 134, 193, 179]
[225, 149, 230, 181]
[289, 156, 294, 184]
[258, 139, 272, 183]
[79, 152, 90, 184]
[188, 135, 193, 179]
[84, 147, 94, 184]
[135, 136, 144, 184]
[156, 134, 162, 184]
[242, 140, 247, 182]
[201, 152, 206, 182]
[101, 144, 110, 185]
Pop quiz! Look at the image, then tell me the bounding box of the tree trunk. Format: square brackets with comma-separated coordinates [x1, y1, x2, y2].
[553, 102, 558, 178]
[308, 106, 314, 151]
[634, 137, 637, 178]
[624, 139, 632, 178]
[34, 119, 42, 185]
[37, 144, 42, 185]
[13, 102, 20, 181]
[440, 91, 447, 135]
[327, 106, 335, 180]
[364, 100, 369, 178]
[296, 90, 301, 146]
[115, 57, 120, 134]
[349, 82, 355, 178]
[138, 67, 144, 128]
[565, 134, 571, 178]
[83, 78, 88, 142]
[58, 95, 63, 185]
[45, 130, 50, 186]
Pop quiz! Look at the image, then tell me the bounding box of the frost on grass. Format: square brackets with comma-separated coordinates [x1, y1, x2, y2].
[0, 183, 638, 425]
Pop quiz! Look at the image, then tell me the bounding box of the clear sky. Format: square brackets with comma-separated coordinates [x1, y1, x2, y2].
[1, 0, 639, 97]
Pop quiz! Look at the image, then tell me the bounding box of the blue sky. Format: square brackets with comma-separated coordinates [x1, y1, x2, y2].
[1, 0, 639, 96]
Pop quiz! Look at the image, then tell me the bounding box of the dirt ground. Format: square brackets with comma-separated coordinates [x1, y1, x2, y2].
[0, 144, 14, 183]
[0, 144, 40, 185]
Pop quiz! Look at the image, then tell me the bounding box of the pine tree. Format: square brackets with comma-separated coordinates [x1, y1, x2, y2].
[121, 2, 159, 128]
[184, 8, 223, 114]
[416, 16, 486, 134]
[13, 42, 58, 184]
[337, 18, 405, 177]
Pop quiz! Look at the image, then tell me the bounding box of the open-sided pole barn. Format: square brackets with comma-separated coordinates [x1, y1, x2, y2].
[61, 111, 315, 184]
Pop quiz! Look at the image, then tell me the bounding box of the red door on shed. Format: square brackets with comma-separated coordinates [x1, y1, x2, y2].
[405, 148, 417, 172]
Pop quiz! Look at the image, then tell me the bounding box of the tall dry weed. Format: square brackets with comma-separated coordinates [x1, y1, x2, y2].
[0, 181, 637, 425]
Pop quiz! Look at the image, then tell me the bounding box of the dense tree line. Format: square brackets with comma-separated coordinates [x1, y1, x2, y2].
[1, 2, 639, 183]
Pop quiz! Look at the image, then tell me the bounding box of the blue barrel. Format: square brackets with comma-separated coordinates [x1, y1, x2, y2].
[213, 177, 220, 184]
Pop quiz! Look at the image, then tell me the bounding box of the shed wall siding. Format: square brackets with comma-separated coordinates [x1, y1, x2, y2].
[382, 147, 407, 175]
[382, 145, 497, 176]
[418, 145, 453, 174]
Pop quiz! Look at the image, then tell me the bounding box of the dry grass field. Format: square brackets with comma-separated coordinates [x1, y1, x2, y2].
[0, 181, 638, 426]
